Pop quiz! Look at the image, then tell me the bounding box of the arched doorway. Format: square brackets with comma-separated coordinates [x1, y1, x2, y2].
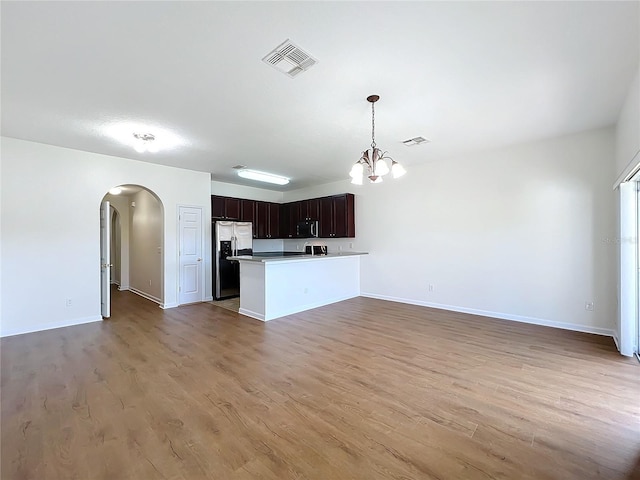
[100, 185, 164, 317]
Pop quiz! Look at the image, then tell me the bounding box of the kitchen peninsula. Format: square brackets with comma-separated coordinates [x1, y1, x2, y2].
[229, 252, 366, 321]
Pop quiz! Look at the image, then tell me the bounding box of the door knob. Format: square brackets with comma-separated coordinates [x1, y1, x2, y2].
[197, 258, 202, 262]
[101, 263, 113, 268]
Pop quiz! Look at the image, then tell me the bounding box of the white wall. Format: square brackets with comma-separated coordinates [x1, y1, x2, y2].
[0, 137, 211, 337]
[615, 66, 640, 181]
[129, 189, 163, 301]
[211, 180, 283, 203]
[109, 207, 121, 285]
[283, 127, 617, 334]
[105, 193, 131, 289]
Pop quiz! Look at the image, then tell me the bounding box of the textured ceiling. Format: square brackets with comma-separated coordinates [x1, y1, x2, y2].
[2, 1, 639, 190]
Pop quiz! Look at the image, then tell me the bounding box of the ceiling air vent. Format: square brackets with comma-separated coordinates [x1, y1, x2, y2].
[232, 164, 247, 170]
[262, 39, 318, 78]
[402, 136, 430, 146]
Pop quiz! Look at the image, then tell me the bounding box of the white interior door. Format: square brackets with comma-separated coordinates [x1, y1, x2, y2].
[100, 201, 111, 318]
[179, 206, 203, 305]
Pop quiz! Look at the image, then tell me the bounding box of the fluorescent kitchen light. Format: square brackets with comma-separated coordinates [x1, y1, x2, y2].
[237, 169, 289, 185]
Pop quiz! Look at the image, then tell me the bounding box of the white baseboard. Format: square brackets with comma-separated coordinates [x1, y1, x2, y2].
[0, 315, 103, 338]
[111, 280, 121, 286]
[361, 293, 616, 338]
[160, 303, 178, 309]
[118, 285, 130, 291]
[204, 296, 213, 302]
[128, 287, 162, 305]
[612, 332, 621, 351]
[239, 308, 266, 321]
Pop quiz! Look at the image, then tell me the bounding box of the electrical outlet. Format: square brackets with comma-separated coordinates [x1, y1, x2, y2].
[304, 287, 308, 294]
[296, 244, 300, 250]
[349, 243, 354, 249]
[338, 245, 343, 251]
[428, 284, 434, 292]
[149, 279, 152, 286]
[65, 298, 72, 307]
[585, 302, 594, 311]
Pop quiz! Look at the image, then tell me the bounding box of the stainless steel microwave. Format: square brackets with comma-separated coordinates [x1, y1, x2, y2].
[297, 220, 318, 238]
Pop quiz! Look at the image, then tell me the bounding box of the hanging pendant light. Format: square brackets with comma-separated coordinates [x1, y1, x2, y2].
[350, 95, 405, 184]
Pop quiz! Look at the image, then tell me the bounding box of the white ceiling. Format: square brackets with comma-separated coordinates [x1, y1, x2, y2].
[2, 1, 638, 191]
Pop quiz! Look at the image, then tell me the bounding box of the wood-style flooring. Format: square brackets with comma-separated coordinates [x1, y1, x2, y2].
[2, 289, 639, 480]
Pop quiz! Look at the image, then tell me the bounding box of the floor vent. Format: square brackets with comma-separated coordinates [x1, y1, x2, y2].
[262, 39, 317, 78]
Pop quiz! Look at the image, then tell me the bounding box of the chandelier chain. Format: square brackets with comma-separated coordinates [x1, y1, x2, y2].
[371, 101, 376, 149]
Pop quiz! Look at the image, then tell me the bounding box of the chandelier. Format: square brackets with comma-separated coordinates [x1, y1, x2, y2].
[350, 95, 406, 184]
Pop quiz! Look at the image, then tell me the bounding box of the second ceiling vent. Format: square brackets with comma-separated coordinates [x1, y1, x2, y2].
[262, 39, 318, 78]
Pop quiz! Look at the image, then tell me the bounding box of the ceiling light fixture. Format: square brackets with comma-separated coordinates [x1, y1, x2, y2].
[103, 122, 185, 152]
[133, 132, 158, 153]
[237, 169, 290, 186]
[350, 95, 406, 185]
[109, 187, 122, 195]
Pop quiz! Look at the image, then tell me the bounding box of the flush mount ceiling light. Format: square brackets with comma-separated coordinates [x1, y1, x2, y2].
[108, 187, 122, 195]
[133, 132, 158, 153]
[237, 169, 290, 186]
[102, 122, 185, 153]
[350, 95, 406, 185]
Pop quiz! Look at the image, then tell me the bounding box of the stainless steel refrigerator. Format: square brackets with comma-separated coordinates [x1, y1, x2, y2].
[213, 220, 253, 300]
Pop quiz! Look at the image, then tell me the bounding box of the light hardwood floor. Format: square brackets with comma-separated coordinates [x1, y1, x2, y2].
[2, 289, 639, 479]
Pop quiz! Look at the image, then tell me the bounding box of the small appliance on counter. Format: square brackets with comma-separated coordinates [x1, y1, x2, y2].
[305, 244, 328, 255]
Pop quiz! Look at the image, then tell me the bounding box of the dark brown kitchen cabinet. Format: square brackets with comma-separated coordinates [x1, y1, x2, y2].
[300, 198, 320, 221]
[268, 203, 280, 238]
[280, 203, 297, 238]
[319, 194, 355, 238]
[240, 199, 255, 222]
[255, 201, 280, 239]
[286, 201, 302, 237]
[211, 195, 240, 219]
[212, 193, 354, 239]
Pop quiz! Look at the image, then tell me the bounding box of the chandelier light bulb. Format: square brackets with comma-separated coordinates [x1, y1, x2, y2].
[375, 158, 389, 176]
[392, 160, 406, 178]
[350, 162, 364, 179]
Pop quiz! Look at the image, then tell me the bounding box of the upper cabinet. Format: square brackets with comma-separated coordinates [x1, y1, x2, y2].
[212, 195, 240, 220]
[212, 193, 355, 239]
[300, 198, 320, 221]
[280, 202, 297, 239]
[319, 194, 355, 238]
[255, 201, 280, 239]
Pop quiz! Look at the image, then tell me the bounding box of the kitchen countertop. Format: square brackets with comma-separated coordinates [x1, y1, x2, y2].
[228, 252, 367, 263]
